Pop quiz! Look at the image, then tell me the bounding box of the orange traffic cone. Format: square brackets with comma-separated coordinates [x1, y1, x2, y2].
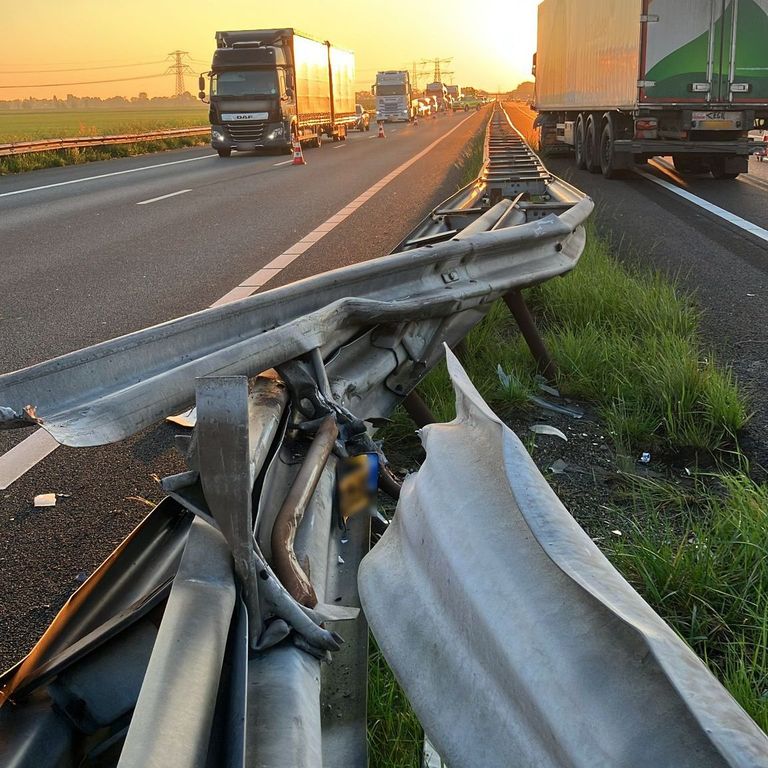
[377, 121, 385, 138]
[291, 137, 306, 165]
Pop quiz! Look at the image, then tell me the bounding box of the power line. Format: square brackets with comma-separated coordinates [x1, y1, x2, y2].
[0, 60, 167, 75]
[0, 73, 169, 89]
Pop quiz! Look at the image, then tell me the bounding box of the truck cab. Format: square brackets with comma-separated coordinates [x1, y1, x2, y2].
[373, 71, 413, 123]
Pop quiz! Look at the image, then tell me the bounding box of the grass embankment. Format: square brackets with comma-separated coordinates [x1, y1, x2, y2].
[0, 108, 209, 174]
[369, 113, 768, 759]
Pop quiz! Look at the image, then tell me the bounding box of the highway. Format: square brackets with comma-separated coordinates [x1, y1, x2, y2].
[0, 109, 484, 668]
[505, 102, 768, 473]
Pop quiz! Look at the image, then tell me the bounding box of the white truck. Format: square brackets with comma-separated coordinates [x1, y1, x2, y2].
[534, 0, 768, 179]
[373, 70, 414, 122]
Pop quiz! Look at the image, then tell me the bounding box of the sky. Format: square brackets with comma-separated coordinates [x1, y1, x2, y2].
[0, 0, 540, 100]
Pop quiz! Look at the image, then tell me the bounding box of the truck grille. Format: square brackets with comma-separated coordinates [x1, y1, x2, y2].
[225, 121, 266, 142]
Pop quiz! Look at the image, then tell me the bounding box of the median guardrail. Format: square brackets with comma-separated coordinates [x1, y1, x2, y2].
[0, 126, 210, 157]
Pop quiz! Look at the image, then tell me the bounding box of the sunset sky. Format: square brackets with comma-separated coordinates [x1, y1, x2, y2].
[1, 0, 540, 100]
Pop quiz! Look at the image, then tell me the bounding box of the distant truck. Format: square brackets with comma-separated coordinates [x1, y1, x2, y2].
[425, 82, 449, 112]
[446, 84, 461, 107]
[534, 0, 768, 179]
[373, 70, 414, 122]
[200, 28, 356, 157]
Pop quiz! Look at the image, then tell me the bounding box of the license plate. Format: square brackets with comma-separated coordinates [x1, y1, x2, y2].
[692, 111, 740, 129]
[221, 112, 268, 121]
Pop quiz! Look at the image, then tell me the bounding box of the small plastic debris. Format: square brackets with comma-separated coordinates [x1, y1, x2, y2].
[166, 407, 197, 428]
[337, 556, 345, 565]
[639, 452, 651, 464]
[549, 459, 569, 474]
[535, 375, 561, 398]
[34, 493, 57, 507]
[611, 529, 622, 537]
[75, 571, 88, 583]
[530, 424, 568, 441]
[341, 537, 349, 544]
[496, 364, 513, 391]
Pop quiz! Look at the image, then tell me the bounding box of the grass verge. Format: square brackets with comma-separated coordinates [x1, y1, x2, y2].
[0, 135, 209, 174]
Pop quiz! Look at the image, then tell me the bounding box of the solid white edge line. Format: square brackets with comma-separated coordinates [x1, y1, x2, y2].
[136, 189, 191, 205]
[0, 154, 216, 199]
[636, 169, 768, 243]
[0, 429, 60, 490]
[0, 112, 477, 486]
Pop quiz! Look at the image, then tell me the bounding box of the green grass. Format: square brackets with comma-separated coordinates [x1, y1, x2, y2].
[526, 228, 748, 455]
[606, 470, 768, 730]
[0, 108, 210, 175]
[0, 108, 208, 143]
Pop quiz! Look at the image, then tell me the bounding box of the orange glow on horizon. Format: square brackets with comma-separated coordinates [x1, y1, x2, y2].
[1, 1, 541, 101]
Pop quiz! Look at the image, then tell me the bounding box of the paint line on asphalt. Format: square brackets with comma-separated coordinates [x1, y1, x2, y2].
[0, 113, 476, 487]
[136, 189, 191, 205]
[0, 154, 217, 199]
[637, 169, 768, 244]
[228, 113, 474, 298]
[273, 159, 293, 166]
[0, 430, 60, 490]
[332, 144, 347, 149]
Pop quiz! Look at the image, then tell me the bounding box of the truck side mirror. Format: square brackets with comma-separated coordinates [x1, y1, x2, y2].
[532, 53, 537, 77]
[198, 75, 205, 92]
[371, 85, 375, 95]
[198, 91, 206, 101]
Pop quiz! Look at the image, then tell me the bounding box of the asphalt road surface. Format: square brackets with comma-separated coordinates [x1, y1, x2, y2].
[0, 110, 485, 669]
[506, 101, 768, 473]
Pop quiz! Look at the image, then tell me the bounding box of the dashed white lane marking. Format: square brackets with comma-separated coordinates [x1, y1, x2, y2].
[136, 189, 191, 205]
[0, 154, 216, 199]
[0, 112, 477, 485]
[212, 112, 474, 307]
[636, 169, 768, 244]
[273, 159, 293, 166]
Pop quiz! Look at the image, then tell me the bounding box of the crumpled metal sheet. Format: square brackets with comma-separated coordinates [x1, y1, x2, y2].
[359, 348, 768, 768]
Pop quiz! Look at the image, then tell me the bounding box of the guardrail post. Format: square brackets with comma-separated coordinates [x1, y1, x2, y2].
[503, 289, 558, 383]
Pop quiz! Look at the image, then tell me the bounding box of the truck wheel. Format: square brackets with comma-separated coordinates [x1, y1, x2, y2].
[216, 148, 231, 158]
[673, 155, 706, 174]
[599, 121, 622, 179]
[584, 116, 601, 174]
[574, 116, 587, 170]
[709, 157, 739, 179]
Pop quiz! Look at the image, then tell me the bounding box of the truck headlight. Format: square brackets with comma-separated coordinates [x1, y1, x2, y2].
[212, 130, 225, 142]
[267, 125, 285, 141]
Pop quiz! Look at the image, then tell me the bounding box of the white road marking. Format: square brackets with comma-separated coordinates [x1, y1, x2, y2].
[0, 112, 475, 485]
[136, 189, 191, 205]
[332, 144, 347, 149]
[273, 159, 293, 166]
[0, 430, 59, 490]
[0, 154, 216, 199]
[636, 169, 768, 243]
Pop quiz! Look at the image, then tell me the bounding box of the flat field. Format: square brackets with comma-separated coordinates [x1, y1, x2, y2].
[0, 108, 208, 143]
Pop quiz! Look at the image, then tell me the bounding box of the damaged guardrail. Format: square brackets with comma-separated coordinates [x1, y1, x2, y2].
[1, 105, 764, 767]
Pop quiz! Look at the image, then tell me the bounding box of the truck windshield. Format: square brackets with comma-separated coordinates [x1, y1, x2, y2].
[212, 70, 277, 97]
[377, 85, 407, 96]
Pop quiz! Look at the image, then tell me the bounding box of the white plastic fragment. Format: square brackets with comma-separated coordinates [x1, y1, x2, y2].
[530, 424, 568, 442]
[640, 452, 651, 464]
[166, 407, 197, 428]
[33, 493, 57, 507]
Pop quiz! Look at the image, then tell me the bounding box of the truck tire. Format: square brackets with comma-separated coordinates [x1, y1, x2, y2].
[709, 156, 739, 180]
[574, 115, 587, 170]
[599, 121, 621, 179]
[584, 116, 601, 174]
[216, 148, 231, 158]
[673, 155, 707, 174]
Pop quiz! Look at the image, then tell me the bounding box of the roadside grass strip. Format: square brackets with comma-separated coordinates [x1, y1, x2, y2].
[0, 135, 209, 174]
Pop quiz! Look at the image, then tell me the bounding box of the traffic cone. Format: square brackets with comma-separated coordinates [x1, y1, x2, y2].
[291, 137, 306, 165]
[377, 121, 385, 138]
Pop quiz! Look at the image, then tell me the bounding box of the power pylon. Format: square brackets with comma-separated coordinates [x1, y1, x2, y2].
[165, 50, 195, 97]
[420, 58, 454, 84]
[408, 60, 431, 92]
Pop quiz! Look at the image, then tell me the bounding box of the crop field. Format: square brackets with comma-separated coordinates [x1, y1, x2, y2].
[0, 108, 208, 143]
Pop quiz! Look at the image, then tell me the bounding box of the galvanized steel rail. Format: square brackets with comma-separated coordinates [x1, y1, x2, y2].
[0, 126, 209, 157]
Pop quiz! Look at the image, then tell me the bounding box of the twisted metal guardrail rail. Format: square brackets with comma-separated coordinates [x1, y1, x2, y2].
[0, 126, 209, 157]
[2, 106, 763, 767]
